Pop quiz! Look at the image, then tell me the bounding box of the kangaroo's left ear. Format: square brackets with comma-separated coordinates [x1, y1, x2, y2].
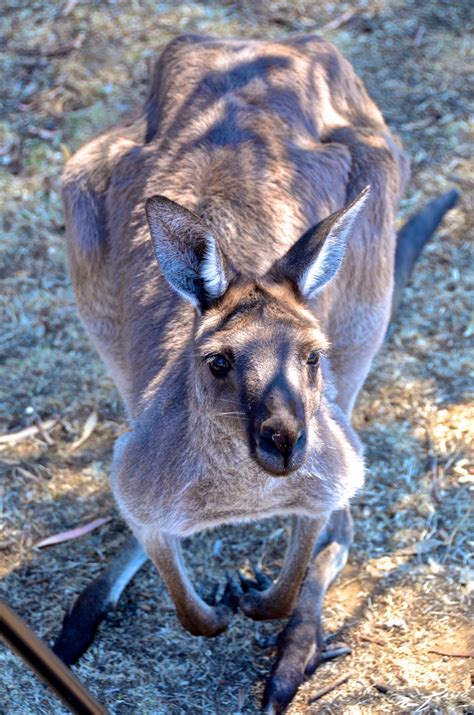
[267, 185, 371, 299]
[145, 195, 231, 312]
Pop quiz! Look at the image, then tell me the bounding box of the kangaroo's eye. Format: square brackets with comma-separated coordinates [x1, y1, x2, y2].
[307, 351, 320, 366]
[208, 353, 231, 377]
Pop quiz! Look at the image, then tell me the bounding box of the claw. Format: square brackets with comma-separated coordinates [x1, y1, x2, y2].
[255, 633, 278, 649]
[198, 581, 219, 606]
[320, 645, 351, 660]
[238, 566, 272, 593]
[207, 582, 220, 606]
[221, 572, 243, 612]
[238, 569, 259, 592]
[305, 642, 352, 675]
[253, 567, 273, 590]
[321, 642, 351, 659]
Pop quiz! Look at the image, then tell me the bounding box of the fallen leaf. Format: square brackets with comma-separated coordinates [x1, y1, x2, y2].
[428, 647, 474, 658]
[34, 516, 111, 549]
[399, 538, 443, 556]
[401, 117, 435, 131]
[69, 410, 98, 451]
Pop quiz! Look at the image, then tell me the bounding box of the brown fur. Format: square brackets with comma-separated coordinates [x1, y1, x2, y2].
[63, 34, 408, 638]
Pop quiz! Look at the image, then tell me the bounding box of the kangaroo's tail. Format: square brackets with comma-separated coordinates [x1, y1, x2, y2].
[391, 188, 460, 321]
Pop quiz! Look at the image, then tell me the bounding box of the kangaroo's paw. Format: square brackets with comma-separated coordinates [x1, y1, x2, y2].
[237, 566, 294, 621]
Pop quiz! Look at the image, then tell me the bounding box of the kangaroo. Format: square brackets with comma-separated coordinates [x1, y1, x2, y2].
[54, 34, 458, 712]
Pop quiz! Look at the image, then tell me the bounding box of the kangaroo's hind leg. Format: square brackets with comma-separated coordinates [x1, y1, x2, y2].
[262, 507, 353, 714]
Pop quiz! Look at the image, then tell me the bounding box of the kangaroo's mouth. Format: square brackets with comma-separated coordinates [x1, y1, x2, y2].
[253, 434, 307, 476]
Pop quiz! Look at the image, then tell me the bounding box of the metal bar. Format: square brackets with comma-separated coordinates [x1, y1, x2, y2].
[0, 598, 108, 714]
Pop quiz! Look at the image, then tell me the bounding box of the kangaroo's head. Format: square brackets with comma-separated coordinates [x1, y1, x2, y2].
[145, 187, 369, 476]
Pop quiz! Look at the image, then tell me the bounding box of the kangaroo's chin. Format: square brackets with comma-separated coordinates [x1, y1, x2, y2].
[253, 448, 307, 477]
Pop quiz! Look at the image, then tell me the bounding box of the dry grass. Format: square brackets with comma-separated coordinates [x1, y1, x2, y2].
[1, 1, 473, 713]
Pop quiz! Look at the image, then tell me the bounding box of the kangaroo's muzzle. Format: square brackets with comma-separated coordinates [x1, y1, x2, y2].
[256, 414, 307, 476]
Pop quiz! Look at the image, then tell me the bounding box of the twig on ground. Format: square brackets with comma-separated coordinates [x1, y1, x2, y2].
[308, 672, 351, 704]
[58, 0, 78, 16]
[414, 24, 427, 47]
[10, 36, 84, 57]
[0, 419, 56, 445]
[448, 173, 474, 189]
[425, 425, 442, 504]
[320, 8, 361, 32]
[441, 506, 472, 562]
[35, 418, 55, 446]
[359, 634, 385, 647]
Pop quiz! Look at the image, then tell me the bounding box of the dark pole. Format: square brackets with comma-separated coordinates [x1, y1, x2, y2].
[0, 598, 108, 714]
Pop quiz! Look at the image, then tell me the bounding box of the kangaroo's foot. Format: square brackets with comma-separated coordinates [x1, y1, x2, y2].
[263, 508, 353, 713]
[264, 629, 351, 714]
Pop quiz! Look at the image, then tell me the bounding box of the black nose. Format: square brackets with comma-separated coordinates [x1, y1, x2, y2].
[259, 418, 305, 465]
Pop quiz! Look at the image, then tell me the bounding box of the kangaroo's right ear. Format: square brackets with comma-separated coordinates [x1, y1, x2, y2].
[145, 196, 230, 312]
[267, 186, 370, 299]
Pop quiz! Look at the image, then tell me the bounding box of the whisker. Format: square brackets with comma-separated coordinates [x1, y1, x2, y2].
[212, 414, 249, 421]
[213, 397, 243, 405]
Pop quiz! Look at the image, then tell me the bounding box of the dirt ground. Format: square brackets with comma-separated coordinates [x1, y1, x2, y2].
[1, 1, 473, 713]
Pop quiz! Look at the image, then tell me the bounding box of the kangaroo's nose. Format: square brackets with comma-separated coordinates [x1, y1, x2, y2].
[259, 418, 305, 465]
